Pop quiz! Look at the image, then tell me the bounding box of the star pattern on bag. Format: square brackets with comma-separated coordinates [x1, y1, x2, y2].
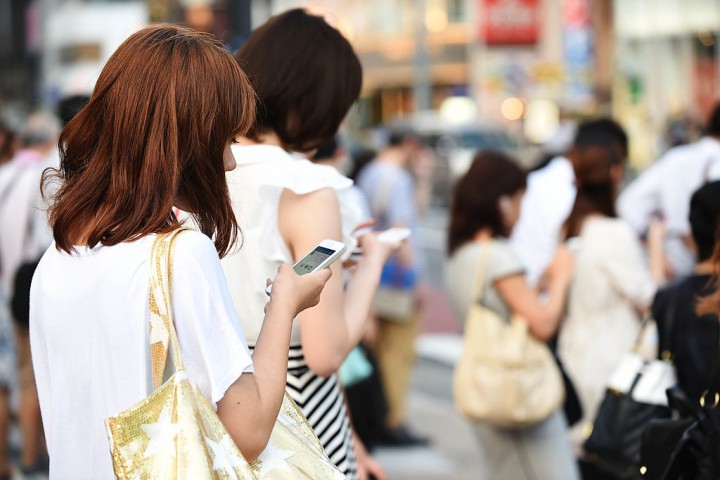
[206, 434, 246, 473]
[255, 440, 295, 476]
[140, 404, 180, 458]
[149, 309, 169, 347]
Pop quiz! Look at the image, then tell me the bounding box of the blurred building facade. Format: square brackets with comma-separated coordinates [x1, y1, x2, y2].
[2, 0, 719, 167]
[612, 0, 720, 167]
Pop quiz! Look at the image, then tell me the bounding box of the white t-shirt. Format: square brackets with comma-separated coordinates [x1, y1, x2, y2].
[510, 156, 577, 286]
[30, 231, 253, 479]
[222, 144, 355, 345]
[558, 217, 656, 452]
[617, 136, 720, 277]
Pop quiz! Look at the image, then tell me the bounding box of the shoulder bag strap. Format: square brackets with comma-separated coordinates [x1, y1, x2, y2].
[470, 242, 492, 306]
[0, 166, 26, 207]
[149, 228, 188, 390]
[631, 285, 679, 356]
[0, 166, 32, 275]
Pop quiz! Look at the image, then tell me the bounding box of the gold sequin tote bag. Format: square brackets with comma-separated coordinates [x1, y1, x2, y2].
[105, 229, 347, 479]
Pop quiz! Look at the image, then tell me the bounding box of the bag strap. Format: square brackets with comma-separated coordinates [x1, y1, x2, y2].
[0, 166, 31, 275]
[470, 243, 492, 306]
[149, 228, 188, 390]
[0, 166, 26, 208]
[630, 284, 679, 357]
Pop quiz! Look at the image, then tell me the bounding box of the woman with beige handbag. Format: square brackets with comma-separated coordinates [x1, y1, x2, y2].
[446, 150, 579, 480]
[28, 25, 339, 479]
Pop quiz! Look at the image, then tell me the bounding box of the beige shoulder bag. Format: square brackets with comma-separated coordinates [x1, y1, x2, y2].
[453, 243, 564, 428]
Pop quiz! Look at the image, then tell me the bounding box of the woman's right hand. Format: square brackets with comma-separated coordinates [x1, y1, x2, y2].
[357, 230, 403, 266]
[268, 264, 332, 317]
[547, 244, 575, 286]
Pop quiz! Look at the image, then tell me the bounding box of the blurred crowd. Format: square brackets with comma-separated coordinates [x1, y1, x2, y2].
[1, 7, 720, 480]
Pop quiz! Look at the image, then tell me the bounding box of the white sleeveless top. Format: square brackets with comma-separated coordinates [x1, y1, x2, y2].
[222, 144, 358, 345]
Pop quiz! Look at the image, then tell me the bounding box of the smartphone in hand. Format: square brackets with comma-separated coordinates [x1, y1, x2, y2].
[377, 227, 411, 244]
[266, 239, 346, 296]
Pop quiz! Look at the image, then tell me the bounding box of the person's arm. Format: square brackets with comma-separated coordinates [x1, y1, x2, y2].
[278, 188, 394, 377]
[647, 217, 671, 284]
[174, 233, 331, 462]
[385, 172, 417, 268]
[353, 429, 387, 480]
[494, 246, 574, 341]
[217, 264, 331, 461]
[616, 164, 662, 236]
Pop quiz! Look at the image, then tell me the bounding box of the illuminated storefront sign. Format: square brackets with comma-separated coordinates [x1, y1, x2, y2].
[480, 0, 541, 45]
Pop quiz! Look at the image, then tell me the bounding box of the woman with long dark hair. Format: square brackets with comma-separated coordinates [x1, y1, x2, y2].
[30, 25, 330, 478]
[446, 150, 579, 479]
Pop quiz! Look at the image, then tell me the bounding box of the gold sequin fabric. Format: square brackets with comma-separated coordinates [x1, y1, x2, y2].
[105, 229, 347, 479]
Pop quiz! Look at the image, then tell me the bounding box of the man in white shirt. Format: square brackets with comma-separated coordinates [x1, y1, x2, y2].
[511, 119, 629, 286]
[617, 104, 720, 279]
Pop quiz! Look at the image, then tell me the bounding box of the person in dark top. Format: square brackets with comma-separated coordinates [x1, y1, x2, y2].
[652, 180, 720, 402]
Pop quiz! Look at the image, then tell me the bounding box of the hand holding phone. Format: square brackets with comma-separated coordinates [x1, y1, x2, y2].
[266, 239, 346, 296]
[266, 264, 332, 316]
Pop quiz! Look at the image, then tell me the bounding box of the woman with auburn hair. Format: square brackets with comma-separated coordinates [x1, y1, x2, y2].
[222, 9, 396, 479]
[30, 24, 331, 478]
[557, 135, 662, 476]
[446, 150, 579, 480]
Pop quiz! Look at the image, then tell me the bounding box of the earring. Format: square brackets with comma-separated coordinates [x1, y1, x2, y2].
[499, 196, 512, 215]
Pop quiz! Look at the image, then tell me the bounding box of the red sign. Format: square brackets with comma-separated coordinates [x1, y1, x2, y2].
[481, 0, 541, 45]
[562, 0, 590, 28]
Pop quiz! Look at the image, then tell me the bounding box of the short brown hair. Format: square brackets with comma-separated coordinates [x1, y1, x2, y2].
[448, 150, 527, 256]
[563, 142, 621, 240]
[236, 8, 362, 152]
[44, 24, 255, 257]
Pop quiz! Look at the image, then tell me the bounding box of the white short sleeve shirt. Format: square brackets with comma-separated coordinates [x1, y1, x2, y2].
[221, 144, 355, 345]
[617, 137, 720, 276]
[30, 231, 253, 479]
[510, 156, 577, 286]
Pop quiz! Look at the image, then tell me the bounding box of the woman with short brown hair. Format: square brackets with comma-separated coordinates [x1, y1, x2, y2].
[222, 9, 396, 479]
[30, 24, 330, 478]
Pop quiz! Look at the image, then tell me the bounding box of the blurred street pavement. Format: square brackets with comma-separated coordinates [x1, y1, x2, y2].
[372, 207, 487, 479]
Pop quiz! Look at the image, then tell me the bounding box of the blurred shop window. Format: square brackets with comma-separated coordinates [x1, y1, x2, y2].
[368, 0, 414, 34]
[59, 44, 101, 65]
[447, 0, 466, 23]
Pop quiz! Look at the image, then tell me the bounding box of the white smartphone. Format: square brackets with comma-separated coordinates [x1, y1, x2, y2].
[377, 227, 411, 244]
[265, 239, 347, 296]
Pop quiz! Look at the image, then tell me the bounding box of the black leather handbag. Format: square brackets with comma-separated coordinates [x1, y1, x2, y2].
[583, 307, 678, 479]
[639, 377, 720, 479]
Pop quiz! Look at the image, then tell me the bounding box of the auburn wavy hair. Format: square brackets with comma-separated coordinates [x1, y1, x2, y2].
[43, 24, 255, 257]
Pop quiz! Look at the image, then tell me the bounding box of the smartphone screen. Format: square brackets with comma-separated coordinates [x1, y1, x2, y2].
[293, 246, 336, 275]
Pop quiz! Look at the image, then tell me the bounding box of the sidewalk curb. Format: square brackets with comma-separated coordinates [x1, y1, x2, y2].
[415, 333, 463, 367]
